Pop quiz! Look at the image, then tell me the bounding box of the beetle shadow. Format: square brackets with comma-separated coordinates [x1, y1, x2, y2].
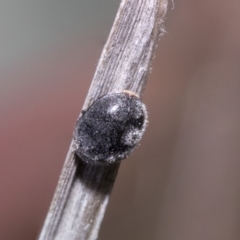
[74, 153, 120, 194]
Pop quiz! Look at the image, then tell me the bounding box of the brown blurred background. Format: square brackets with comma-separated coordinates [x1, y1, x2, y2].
[1, 0, 240, 239]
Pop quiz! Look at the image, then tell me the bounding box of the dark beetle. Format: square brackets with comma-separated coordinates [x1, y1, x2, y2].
[73, 91, 148, 164]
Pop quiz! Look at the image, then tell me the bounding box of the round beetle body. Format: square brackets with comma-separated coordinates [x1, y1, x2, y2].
[74, 91, 147, 164]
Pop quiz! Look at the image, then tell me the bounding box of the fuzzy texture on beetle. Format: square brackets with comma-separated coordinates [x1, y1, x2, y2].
[74, 91, 148, 164]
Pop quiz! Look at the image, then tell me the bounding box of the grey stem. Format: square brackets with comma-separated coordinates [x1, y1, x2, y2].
[38, 0, 168, 239]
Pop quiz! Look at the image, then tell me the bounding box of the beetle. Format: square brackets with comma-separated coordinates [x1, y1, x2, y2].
[73, 91, 148, 164]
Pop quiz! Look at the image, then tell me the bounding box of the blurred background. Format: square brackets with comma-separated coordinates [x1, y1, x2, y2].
[1, 0, 240, 239]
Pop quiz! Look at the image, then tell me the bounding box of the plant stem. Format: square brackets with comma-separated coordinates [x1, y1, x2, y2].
[38, 0, 168, 239]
